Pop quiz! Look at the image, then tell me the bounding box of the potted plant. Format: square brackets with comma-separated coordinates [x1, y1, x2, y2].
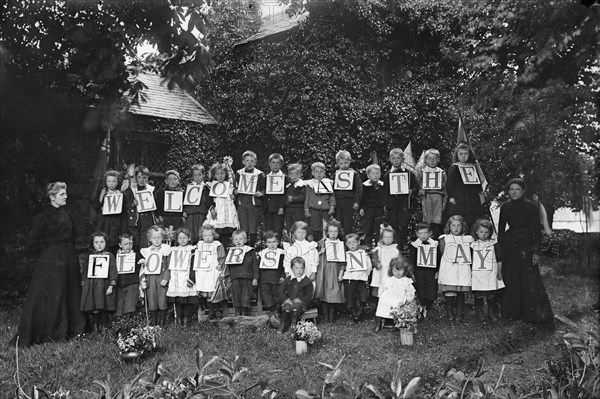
[117, 325, 161, 359]
[292, 320, 321, 354]
[391, 300, 422, 345]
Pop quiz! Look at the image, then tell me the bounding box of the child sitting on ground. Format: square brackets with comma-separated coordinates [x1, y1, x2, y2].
[278, 256, 314, 334]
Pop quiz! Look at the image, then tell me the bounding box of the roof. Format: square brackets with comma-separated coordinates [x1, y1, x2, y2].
[128, 73, 218, 124]
[234, 11, 308, 47]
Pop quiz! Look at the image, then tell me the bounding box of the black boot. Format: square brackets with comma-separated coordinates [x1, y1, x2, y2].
[328, 305, 336, 323]
[278, 310, 291, 334]
[354, 303, 365, 323]
[158, 309, 167, 327]
[487, 296, 499, 322]
[321, 303, 330, 323]
[290, 309, 299, 327]
[456, 293, 465, 322]
[207, 302, 217, 320]
[175, 304, 184, 327]
[374, 317, 384, 333]
[474, 297, 485, 321]
[148, 310, 157, 326]
[445, 297, 455, 321]
[219, 301, 228, 319]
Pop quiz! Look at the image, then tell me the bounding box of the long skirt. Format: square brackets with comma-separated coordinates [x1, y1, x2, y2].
[501, 229, 553, 323]
[17, 244, 86, 347]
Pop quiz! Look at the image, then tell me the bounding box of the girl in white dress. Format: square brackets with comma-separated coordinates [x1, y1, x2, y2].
[370, 227, 400, 298]
[374, 257, 415, 332]
[283, 221, 319, 280]
[438, 215, 473, 321]
[205, 161, 239, 249]
[195, 225, 227, 319]
[166, 228, 198, 327]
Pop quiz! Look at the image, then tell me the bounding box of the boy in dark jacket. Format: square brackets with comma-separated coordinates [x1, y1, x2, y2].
[284, 163, 306, 233]
[226, 229, 259, 316]
[278, 256, 314, 334]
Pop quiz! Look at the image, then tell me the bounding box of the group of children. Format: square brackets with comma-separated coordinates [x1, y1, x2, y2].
[82, 143, 502, 333]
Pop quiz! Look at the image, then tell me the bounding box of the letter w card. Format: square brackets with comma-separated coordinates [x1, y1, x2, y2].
[325, 240, 346, 262]
[168, 248, 191, 271]
[102, 193, 123, 215]
[259, 248, 283, 269]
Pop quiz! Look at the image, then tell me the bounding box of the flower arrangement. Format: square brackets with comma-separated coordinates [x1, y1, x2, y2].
[292, 320, 322, 344]
[117, 325, 161, 354]
[391, 300, 423, 333]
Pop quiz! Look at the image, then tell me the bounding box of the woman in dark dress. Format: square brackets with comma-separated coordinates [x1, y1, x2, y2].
[498, 178, 553, 323]
[16, 182, 86, 347]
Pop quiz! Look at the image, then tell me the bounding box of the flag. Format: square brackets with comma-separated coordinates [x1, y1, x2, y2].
[456, 117, 488, 191]
[89, 128, 111, 224]
[403, 141, 416, 170]
[415, 150, 426, 183]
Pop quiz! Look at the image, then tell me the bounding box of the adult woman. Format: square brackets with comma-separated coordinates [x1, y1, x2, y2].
[498, 178, 553, 323]
[15, 182, 86, 347]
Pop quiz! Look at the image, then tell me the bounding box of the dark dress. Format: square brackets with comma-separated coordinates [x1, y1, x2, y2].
[94, 190, 127, 254]
[498, 197, 553, 323]
[17, 206, 86, 347]
[446, 163, 485, 227]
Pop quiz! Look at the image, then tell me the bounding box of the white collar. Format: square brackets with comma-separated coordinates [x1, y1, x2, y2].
[292, 274, 307, 282]
[237, 168, 263, 175]
[363, 180, 383, 186]
[268, 170, 284, 176]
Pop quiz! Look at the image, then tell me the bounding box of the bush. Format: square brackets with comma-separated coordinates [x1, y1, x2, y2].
[541, 230, 581, 259]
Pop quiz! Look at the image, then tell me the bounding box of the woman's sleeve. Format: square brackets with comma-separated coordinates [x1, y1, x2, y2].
[494, 243, 504, 263]
[528, 201, 541, 252]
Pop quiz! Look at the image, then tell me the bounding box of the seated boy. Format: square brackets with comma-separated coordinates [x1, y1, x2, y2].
[278, 256, 314, 334]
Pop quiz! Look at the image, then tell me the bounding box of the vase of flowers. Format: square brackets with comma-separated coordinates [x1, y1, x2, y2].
[117, 325, 161, 358]
[292, 320, 321, 354]
[391, 300, 423, 346]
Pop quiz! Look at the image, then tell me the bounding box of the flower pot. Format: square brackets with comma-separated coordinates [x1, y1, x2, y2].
[295, 340, 308, 355]
[400, 329, 414, 346]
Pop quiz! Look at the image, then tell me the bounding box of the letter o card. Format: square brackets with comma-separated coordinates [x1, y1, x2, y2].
[209, 181, 230, 198]
[88, 255, 110, 279]
[326, 241, 346, 262]
[346, 251, 367, 271]
[389, 173, 409, 195]
[164, 191, 184, 212]
[169, 248, 191, 271]
[266, 175, 285, 194]
[102, 193, 123, 215]
[136, 190, 157, 213]
[117, 253, 136, 274]
[334, 170, 354, 191]
[259, 248, 283, 269]
[458, 164, 481, 185]
[183, 184, 204, 206]
[143, 253, 162, 275]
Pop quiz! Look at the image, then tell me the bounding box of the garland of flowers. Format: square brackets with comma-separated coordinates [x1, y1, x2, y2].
[292, 320, 322, 344]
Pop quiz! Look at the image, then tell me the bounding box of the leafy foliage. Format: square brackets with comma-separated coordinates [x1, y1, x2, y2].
[540, 230, 582, 259]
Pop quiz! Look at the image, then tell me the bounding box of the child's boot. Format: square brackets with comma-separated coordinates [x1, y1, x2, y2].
[290, 309, 299, 327]
[148, 310, 157, 326]
[158, 309, 167, 327]
[354, 303, 365, 323]
[277, 310, 291, 334]
[374, 317, 384, 333]
[445, 296, 455, 321]
[456, 293, 465, 322]
[487, 296, 499, 322]
[474, 297, 485, 321]
[321, 303, 330, 323]
[207, 302, 217, 320]
[328, 305, 336, 323]
[219, 301, 228, 319]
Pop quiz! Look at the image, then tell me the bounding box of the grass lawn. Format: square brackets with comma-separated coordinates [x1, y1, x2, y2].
[0, 253, 598, 398]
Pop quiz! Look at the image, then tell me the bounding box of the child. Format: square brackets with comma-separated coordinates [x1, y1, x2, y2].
[80, 232, 117, 333]
[284, 163, 306, 232]
[263, 154, 288, 238]
[156, 170, 185, 232]
[283, 221, 319, 281]
[94, 170, 127, 255]
[304, 162, 336, 242]
[206, 162, 239, 249]
[183, 165, 212, 244]
[315, 220, 346, 323]
[437, 215, 473, 321]
[139, 225, 171, 326]
[166, 228, 199, 327]
[333, 150, 363, 235]
[227, 229, 258, 316]
[342, 233, 372, 322]
[471, 218, 504, 321]
[446, 142, 485, 229]
[114, 233, 141, 320]
[278, 256, 314, 334]
[258, 231, 285, 316]
[124, 165, 158, 251]
[383, 148, 419, 250]
[360, 164, 386, 250]
[234, 151, 266, 247]
[371, 226, 400, 298]
[195, 225, 228, 319]
[419, 149, 447, 239]
[410, 222, 439, 312]
[374, 257, 416, 332]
